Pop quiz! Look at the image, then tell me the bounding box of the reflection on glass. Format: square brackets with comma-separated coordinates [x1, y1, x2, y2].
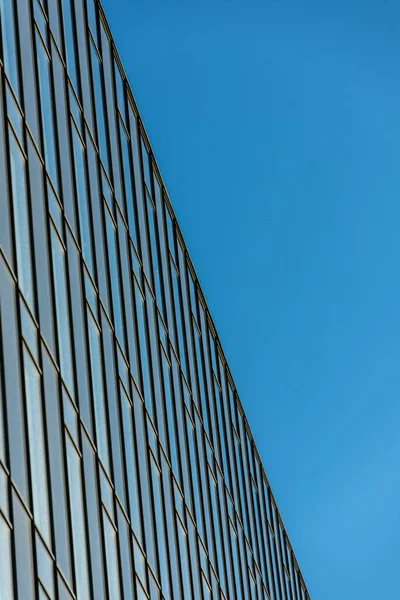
[134, 282, 153, 418]
[150, 456, 171, 599]
[90, 41, 109, 171]
[171, 263, 187, 376]
[105, 209, 125, 349]
[50, 226, 74, 394]
[120, 388, 142, 542]
[87, 310, 110, 472]
[176, 516, 191, 599]
[0, 0, 19, 93]
[60, 0, 77, 89]
[161, 351, 179, 477]
[119, 121, 137, 248]
[71, 124, 93, 271]
[23, 349, 51, 543]
[0, 516, 14, 599]
[9, 134, 34, 307]
[104, 512, 122, 600]
[66, 436, 91, 600]
[36, 33, 58, 190]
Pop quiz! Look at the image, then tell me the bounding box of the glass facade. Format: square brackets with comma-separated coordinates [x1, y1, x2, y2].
[0, 0, 310, 598]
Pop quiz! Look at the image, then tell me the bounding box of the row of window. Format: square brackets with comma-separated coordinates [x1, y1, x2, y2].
[0, 0, 310, 599]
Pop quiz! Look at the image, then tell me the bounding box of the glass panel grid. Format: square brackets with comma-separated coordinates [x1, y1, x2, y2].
[0, 0, 310, 598]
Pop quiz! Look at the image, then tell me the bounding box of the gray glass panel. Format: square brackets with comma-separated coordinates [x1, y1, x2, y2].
[0, 0, 19, 93]
[9, 132, 34, 306]
[128, 105, 150, 276]
[13, 491, 35, 600]
[119, 120, 138, 248]
[0, 258, 28, 500]
[52, 40, 76, 232]
[60, 0, 77, 89]
[82, 431, 107, 600]
[104, 207, 125, 349]
[150, 455, 171, 599]
[0, 76, 13, 266]
[116, 212, 139, 383]
[42, 346, 72, 583]
[36, 32, 58, 191]
[100, 21, 123, 211]
[120, 386, 142, 541]
[0, 515, 14, 599]
[16, 0, 39, 142]
[36, 533, 55, 598]
[176, 516, 192, 599]
[132, 387, 156, 573]
[90, 40, 109, 172]
[73, 0, 93, 131]
[87, 309, 110, 471]
[71, 123, 93, 271]
[51, 225, 74, 394]
[117, 506, 135, 600]
[101, 310, 126, 502]
[23, 348, 51, 543]
[103, 511, 122, 600]
[66, 435, 91, 600]
[66, 229, 92, 433]
[27, 137, 55, 353]
[134, 281, 153, 419]
[86, 129, 110, 311]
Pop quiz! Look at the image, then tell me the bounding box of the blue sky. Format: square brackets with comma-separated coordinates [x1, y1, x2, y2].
[101, 1, 400, 597]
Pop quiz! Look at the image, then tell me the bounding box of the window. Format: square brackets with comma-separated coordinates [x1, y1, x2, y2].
[71, 123, 93, 271]
[60, 0, 77, 89]
[120, 387, 142, 541]
[90, 41, 109, 171]
[50, 226, 74, 394]
[0, 0, 19, 93]
[23, 349, 51, 543]
[87, 309, 110, 472]
[66, 436, 91, 600]
[151, 455, 171, 599]
[9, 132, 34, 307]
[161, 350, 179, 477]
[104, 207, 125, 349]
[0, 516, 14, 599]
[103, 511, 122, 600]
[134, 281, 153, 418]
[176, 516, 191, 599]
[119, 121, 138, 248]
[36, 32, 58, 190]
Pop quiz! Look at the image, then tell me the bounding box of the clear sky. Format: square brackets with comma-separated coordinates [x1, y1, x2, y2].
[101, 1, 400, 597]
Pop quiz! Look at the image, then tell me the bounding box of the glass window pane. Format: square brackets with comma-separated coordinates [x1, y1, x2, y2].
[103, 512, 122, 600]
[120, 388, 142, 541]
[90, 41, 109, 171]
[0, 0, 19, 93]
[35, 33, 58, 190]
[0, 516, 14, 599]
[9, 133, 34, 306]
[50, 226, 74, 394]
[60, 0, 77, 89]
[176, 516, 191, 599]
[23, 349, 51, 543]
[66, 436, 91, 600]
[87, 309, 110, 471]
[150, 455, 171, 599]
[13, 492, 35, 600]
[134, 282, 153, 418]
[105, 208, 125, 349]
[119, 120, 137, 248]
[71, 124, 93, 272]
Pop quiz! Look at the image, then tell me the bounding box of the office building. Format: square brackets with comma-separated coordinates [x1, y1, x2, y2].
[0, 0, 310, 598]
